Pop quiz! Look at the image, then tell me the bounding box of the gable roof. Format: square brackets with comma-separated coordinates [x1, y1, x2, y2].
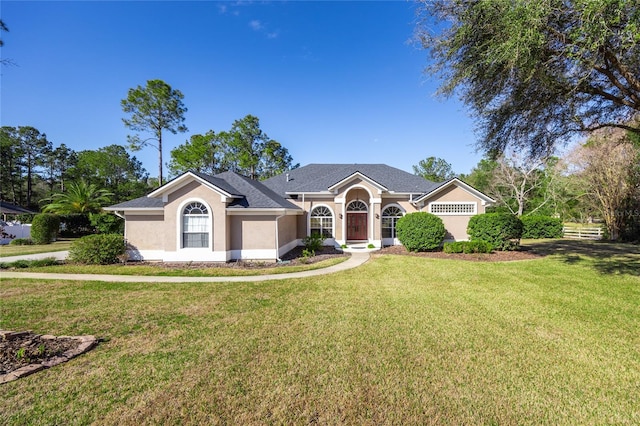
[413, 177, 495, 204]
[149, 170, 244, 200]
[262, 164, 441, 195]
[106, 170, 300, 211]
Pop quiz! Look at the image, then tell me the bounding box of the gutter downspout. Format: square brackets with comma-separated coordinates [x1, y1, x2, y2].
[275, 213, 285, 262]
[113, 210, 128, 257]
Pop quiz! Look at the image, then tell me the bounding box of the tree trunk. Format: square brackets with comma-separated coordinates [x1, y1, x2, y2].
[158, 134, 163, 187]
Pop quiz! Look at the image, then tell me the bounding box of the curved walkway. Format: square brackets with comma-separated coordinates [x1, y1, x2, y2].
[0, 251, 370, 282]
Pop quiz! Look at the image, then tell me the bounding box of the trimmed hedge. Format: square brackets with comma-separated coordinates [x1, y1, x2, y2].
[467, 213, 523, 251]
[59, 214, 93, 237]
[90, 213, 125, 235]
[521, 215, 563, 239]
[396, 212, 446, 252]
[69, 234, 126, 265]
[443, 240, 493, 254]
[30, 214, 61, 245]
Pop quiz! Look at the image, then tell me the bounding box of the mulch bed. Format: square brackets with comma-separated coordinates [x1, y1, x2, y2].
[1, 331, 97, 384]
[375, 244, 543, 262]
[138, 246, 348, 270]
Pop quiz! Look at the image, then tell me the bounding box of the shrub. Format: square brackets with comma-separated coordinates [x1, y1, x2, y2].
[15, 213, 35, 224]
[10, 259, 30, 268]
[443, 240, 493, 254]
[302, 233, 324, 255]
[9, 238, 33, 246]
[521, 215, 563, 239]
[90, 212, 125, 234]
[69, 234, 126, 264]
[443, 241, 465, 253]
[467, 213, 523, 251]
[27, 257, 60, 267]
[396, 212, 446, 252]
[462, 240, 493, 254]
[59, 214, 93, 237]
[30, 214, 61, 244]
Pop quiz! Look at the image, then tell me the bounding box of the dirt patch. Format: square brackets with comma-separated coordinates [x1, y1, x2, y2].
[375, 244, 542, 262]
[1, 331, 97, 384]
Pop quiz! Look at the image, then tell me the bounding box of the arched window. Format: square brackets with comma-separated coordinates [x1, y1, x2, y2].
[310, 206, 333, 238]
[381, 206, 403, 239]
[347, 200, 368, 212]
[182, 202, 209, 248]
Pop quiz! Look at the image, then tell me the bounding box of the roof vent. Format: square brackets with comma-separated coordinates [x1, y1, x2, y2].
[286, 173, 290, 182]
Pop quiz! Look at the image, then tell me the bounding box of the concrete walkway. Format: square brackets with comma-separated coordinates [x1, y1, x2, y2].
[0, 251, 370, 282]
[0, 251, 69, 263]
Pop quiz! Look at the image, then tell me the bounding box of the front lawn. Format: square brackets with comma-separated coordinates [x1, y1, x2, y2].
[0, 238, 74, 257]
[1, 242, 639, 424]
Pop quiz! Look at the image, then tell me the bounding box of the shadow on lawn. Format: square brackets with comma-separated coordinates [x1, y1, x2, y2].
[524, 239, 640, 276]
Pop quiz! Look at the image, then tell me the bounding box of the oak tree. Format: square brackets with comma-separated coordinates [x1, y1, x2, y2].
[413, 156, 455, 182]
[168, 131, 226, 178]
[219, 115, 296, 180]
[416, 0, 640, 157]
[69, 145, 150, 203]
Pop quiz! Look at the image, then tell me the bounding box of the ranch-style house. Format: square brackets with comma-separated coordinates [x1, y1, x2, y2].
[105, 163, 495, 261]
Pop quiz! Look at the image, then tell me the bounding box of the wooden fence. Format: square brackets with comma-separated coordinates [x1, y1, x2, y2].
[562, 226, 604, 240]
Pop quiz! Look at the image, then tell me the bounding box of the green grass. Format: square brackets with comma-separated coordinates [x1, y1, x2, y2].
[0, 238, 74, 257]
[1, 241, 639, 424]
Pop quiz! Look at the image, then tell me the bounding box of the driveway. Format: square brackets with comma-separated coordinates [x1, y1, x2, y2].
[0, 251, 69, 263]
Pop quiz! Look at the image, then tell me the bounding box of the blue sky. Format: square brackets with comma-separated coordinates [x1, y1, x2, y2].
[1, 0, 484, 178]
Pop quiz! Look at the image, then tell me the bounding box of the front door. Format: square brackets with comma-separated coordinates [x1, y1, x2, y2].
[347, 213, 367, 240]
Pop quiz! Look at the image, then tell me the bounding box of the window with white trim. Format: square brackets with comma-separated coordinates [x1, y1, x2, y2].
[381, 206, 403, 238]
[182, 202, 209, 248]
[429, 202, 476, 215]
[310, 206, 333, 238]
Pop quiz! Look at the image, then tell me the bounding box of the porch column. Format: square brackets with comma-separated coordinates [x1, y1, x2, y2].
[371, 197, 382, 246]
[334, 197, 345, 243]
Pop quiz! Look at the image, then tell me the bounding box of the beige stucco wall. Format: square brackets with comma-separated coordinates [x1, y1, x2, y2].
[381, 198, 419, 214]
[422, 185, 481, 204]
[164, 180, 229, 253]
[125, 214, 165, 251]
[277, 215, 298, 248]
[335, 177, 379, 200]
[420, 184, 487, 240]
[230, 215, 276, 251]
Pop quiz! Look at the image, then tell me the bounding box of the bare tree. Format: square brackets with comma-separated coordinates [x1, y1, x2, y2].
[568, 128, 639, 240]
[489, 151, 557, 217]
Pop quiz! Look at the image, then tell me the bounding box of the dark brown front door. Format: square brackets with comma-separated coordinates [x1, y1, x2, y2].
[347, 213, 367, 240]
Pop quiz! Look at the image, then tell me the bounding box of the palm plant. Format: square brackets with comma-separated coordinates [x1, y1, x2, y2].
[41, 180, 114, 214]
